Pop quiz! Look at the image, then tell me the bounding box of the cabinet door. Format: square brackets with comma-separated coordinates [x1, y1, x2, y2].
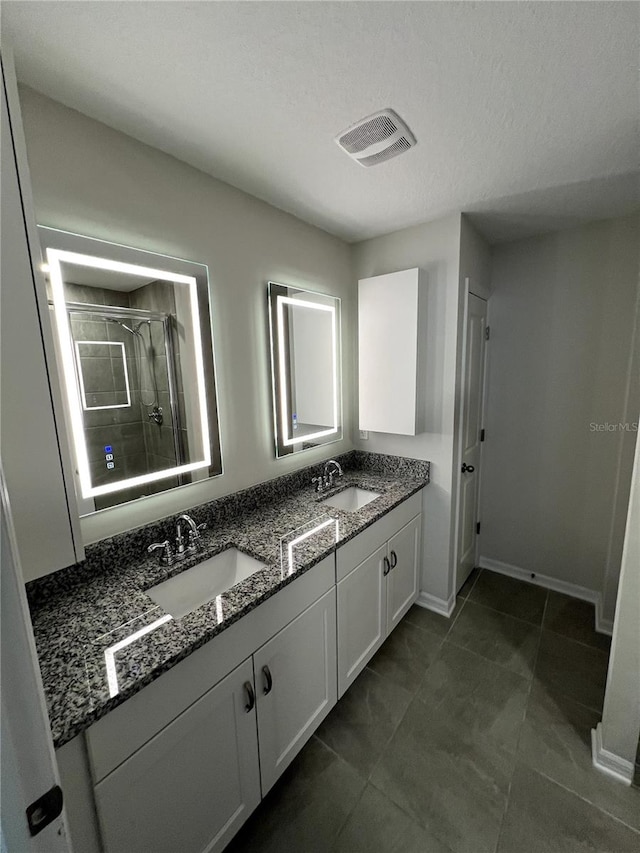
[94, 658, 260, 853]
[386, 515, 421, 633]
[358, 268, 426, 435]
[254, 589, 337, 794]
[1, 62, 82, 579]
[337, 545, 386, 698]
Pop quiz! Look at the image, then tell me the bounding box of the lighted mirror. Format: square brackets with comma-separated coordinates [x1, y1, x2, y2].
[39, 227, 222, 514]
[268, 281, 342, 457]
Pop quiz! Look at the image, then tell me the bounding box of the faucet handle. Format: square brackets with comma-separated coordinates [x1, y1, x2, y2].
[186, 522, 207, 553]
[312, 476, 323, 493]
[148, 540, 174, 566]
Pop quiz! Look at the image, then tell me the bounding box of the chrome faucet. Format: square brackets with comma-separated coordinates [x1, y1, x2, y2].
[148, 513, 207, 565]
[312, 459, 344, 493]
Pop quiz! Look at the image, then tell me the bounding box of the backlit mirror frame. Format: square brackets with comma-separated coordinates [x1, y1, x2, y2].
[39, 226, 223, 513]
[268, 280, 342, 458]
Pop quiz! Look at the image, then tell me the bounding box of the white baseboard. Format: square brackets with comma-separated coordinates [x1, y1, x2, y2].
[478, 556, 613, 636]
[591, 723, 634, 786]
[416, 591, 456, 618]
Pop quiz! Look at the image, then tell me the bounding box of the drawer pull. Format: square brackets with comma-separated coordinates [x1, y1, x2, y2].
[383, 556, 391, 576]
[390, 550, 398, 570]
[243, 681, 255, 712]
[262, 665, 273, 695]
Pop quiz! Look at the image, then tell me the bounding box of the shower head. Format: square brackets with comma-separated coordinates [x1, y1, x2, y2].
[106, 318, 138, 335]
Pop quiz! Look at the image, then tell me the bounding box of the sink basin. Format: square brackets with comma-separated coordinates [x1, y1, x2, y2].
[320, 487, 381, 512]
[146, 549, 267, 619]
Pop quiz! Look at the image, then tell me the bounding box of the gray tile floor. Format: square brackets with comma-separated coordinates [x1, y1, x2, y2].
[227, 569, 640, 853]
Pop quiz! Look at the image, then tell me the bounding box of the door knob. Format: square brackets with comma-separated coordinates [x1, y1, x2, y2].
[461, 463, 475, 473]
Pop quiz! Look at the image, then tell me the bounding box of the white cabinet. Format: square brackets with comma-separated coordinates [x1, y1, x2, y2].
[1, 56, 82, 579]
[94, 658, 261, 853]
[254, 588, 337, 794]
[337, 514, 421, 697]
[90, 579, 337, 852]
[358, 267, 426, 436]
[337, 545, 386, 694]
[386, 515, 421, 632]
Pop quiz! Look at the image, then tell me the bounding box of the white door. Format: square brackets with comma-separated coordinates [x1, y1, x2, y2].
[0, 473, 70, 853]
[386, 515, 421, 633]
[254, 589, 337, 794]
[337, 545, 387, 697]
[456, 292, 488, 592]
[94, 658, 261, 853]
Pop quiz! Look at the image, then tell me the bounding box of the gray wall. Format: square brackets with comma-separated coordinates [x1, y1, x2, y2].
[352, 213, 490, 607]
[481, 214, 640, 618]
[20, 86, 354, 544]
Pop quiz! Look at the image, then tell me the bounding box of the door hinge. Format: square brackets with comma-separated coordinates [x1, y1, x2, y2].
[476, 522, 481, 535]
[480, 428, 485, 442]
[485, 325, 490, 341]
[26, 785, 63, 837]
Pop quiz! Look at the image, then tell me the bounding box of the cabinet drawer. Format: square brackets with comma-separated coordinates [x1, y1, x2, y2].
[336, 492, 422, 582]
[87, 554, 334, 782]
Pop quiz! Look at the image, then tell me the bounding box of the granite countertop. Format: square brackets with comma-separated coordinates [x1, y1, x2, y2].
[26, 451, 429, 748]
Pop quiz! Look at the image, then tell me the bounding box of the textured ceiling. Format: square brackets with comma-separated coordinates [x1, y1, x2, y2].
[4, 1, 639, 243]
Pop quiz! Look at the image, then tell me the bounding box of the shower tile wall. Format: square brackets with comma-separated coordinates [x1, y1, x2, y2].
[129, 281, 186, 474]
[65, 284, 149, 508]
[64, 281, 180, 510]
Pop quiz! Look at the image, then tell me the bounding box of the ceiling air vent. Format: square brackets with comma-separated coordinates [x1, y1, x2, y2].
[335, 108, 416, 167]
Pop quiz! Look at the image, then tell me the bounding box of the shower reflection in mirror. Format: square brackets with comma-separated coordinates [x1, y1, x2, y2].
[40, 227, 222, 514]
[268, 281, 342, 458]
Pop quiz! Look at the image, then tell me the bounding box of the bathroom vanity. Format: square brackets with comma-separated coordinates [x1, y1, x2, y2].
[26, 451, 429, 853]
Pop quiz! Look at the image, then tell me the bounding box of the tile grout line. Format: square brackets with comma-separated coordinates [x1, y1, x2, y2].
[518, 590, 638, 838]
[363, 627, 451, 788]
[442, 634, 538, 682]
[530, 766, 640, 836]
[463, 595, 547, 629]
[364, 631, 460, 851]
[319, 602, 457, 799]
[491, 588, 549, 853]
[479, 569, 610, 653]
[326, 775, 369, 853]
[539, 624, 611, 655]
[465, 565, 483, 597]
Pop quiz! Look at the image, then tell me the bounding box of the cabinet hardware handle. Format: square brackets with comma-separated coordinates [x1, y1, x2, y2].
[461, 463, 475, 473]
[262, 665, 273, 695]
[390, 550, 398, 569]
[383, 556, 391, 576]
[244, 681, 255, 712]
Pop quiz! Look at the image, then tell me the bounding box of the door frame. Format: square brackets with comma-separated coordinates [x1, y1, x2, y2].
[453, 282, 489, 593]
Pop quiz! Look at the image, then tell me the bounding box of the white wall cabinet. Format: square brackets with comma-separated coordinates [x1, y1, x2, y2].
[1, 53, 83, 580]
[254, 588, 337, 794]
[358, 267, 427, 435]
[94, 657, 261, 853]
[337, 513, 421, 697]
